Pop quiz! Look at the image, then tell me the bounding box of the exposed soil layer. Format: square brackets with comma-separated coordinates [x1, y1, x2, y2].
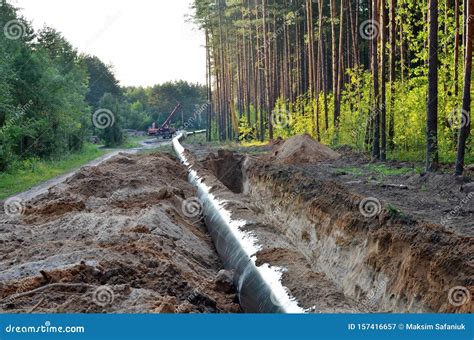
[202, 150, 244, 193]
[187, 136, 473, 313]
[0, 152, 240, 313]
[245, 161, 473, 313]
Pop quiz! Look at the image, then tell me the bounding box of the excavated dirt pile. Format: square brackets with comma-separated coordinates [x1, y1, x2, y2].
[0, 152, 240, 313]
[267, 134, 341, 164]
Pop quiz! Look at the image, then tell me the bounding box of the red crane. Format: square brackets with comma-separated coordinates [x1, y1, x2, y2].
[147, 103, 181, 139]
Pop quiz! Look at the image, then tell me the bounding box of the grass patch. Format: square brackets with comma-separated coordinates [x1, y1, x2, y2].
[184, 133, 207, 145]
[0, 144, 106, 200]
[334, 164, 419, 178]
[121, 136, 148, 149]
[102, 136, 149, 150]
[365, 164, 419, 176]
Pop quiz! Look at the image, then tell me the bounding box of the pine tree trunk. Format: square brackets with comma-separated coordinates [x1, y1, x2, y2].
[372, 0, 381, 159]
[381, 0, 387, 160]
[454, 0, 460, 96]
[426, 0, 439, 171]
[330, 0, 339, 127]
[455, 0, 473, 175]
[389, 0, 396, 148]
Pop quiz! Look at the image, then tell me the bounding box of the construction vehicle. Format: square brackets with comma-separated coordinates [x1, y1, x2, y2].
[147, 103, 181, 139]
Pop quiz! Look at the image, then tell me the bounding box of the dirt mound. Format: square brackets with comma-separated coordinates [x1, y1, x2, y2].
[269, 134, 340, 164]
[0, 152, 240, 313]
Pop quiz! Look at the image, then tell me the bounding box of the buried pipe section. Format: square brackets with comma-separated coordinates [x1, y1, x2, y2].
[173, 131, 304, 313]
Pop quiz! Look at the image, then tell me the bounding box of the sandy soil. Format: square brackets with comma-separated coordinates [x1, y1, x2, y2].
[0, 152, 240, 313]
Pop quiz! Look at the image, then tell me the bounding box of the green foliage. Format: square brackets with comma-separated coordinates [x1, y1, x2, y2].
[97, 93, 124, 147]
[0, 3, 209, 172]
[0, 143, 105, 199]
[238, 115, 255, 141]
[0, 3, 93, 170]
[192, 0, 472, 168]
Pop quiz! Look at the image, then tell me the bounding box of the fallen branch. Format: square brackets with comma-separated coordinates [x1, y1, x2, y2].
[27, 297, 45, 313]
[1, 283, 96, 304]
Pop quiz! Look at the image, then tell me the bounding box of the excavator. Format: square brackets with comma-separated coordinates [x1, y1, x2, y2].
[147, 103, 181, 139]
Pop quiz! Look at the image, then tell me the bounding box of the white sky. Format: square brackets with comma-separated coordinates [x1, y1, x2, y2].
[13, 0, 206, 87]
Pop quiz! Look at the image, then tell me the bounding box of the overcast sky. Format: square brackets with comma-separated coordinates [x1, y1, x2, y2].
[14, 0, 206, 87]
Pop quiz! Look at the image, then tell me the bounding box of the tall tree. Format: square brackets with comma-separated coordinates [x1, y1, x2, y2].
[380, 0, 387, 160]
[455, 0, 473, 175]
[330, 0, 339, 127]
[372, 0, 381, 159]
[426, 0, 439, 172]
[454, 0, 461, 96]
[389, 0, 396, 148]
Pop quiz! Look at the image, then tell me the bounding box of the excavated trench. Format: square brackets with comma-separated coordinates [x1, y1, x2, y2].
[193, 148, 472, 314]
[4, 134, 469, 314]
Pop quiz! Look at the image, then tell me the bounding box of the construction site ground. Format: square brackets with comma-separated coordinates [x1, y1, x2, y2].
[0, 134, 472, 313]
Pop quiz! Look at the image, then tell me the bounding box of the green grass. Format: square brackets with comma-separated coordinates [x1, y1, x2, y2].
[102, 136, 149, 150]
[184, 133, 207, 145]
[365, 164, 421, 176]
[0, 144, 106, 200]
[334, 164, 420, 178]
